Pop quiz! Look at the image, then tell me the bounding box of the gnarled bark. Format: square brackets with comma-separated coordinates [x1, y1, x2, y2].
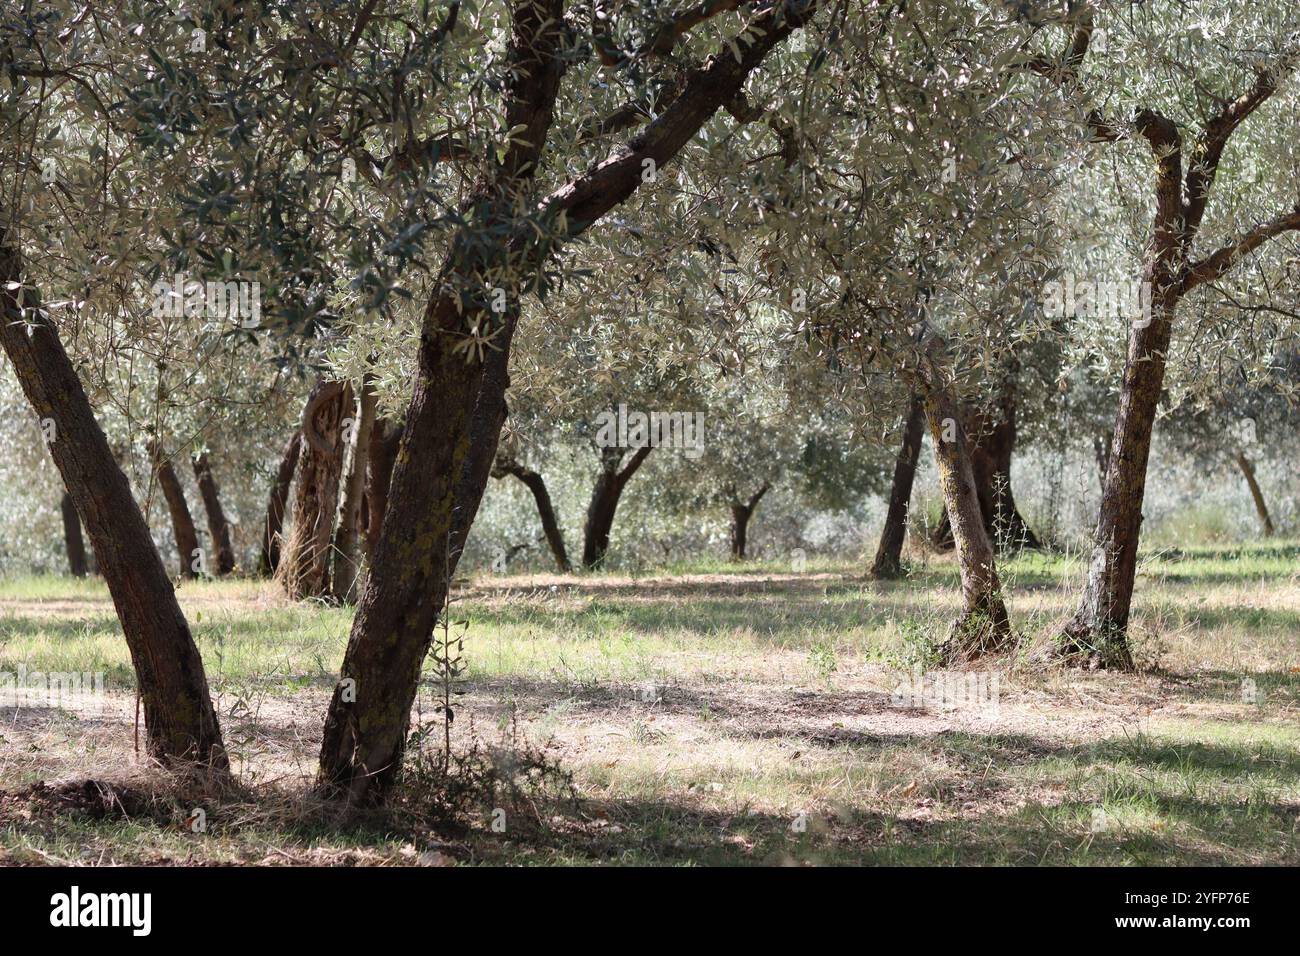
[280, 380, 350, 600]
[191, 451, 236, 575]
[1, 226, 226, 768]
[871, 395, 925, 578]
[331, 380, 377, 603]
[582, 444, 653, 569]
[924, 386, 1011, 657]
[258, 431, 301, 576]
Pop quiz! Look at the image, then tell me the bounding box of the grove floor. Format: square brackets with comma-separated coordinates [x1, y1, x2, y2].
[1, 544, 1297, 865]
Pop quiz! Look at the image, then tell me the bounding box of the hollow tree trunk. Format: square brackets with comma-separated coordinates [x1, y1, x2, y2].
[191, 451, 236, 575]
[364, 419, 402, 563]
[330, 380, 378, 602]
[495, 458, 572, 572]
[1061, 298, 1178, 668]
[151, 442, 201, 579]
[60, 491, 88, 577]
[1235, 451, 1275, 538]
[923, 386, 1011, 658]
[871, 395, 926, 577]
[0, 227, 226, 768]
[316, 0, 816, 804]
[729, 483, 770, 561]
[582, 444, 653, 569]
[257, 431, 301, 576]
[280, 380, 350, 600]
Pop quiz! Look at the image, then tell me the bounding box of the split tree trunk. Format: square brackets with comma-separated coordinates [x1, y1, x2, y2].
[582, 445, 653, 569]
[924, 386, 1011, 658]
[191, 451, 236, 575]
[60, 491, 88, 577]
[280, 380, 351, 600]
[151, 442, 201, 579]
[871, 395, 926, 578]
[495, 458, 572, 572]
[257, 431, 301, 576]
[0, 226, 226, 768]
[729, 483, 770, 561]
[331, 380, 378, 603]
[1235, 452, 1275, 537]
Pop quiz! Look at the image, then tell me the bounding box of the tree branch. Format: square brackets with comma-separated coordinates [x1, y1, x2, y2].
[1181, 207, 1300, 293]
[540, 0, 820, 237]
[1184, 67, 1285, 240]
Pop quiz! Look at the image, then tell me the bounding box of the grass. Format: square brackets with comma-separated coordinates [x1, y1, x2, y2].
[1, 541, 1297, 865]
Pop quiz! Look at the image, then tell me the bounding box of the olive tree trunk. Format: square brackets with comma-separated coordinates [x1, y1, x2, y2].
[1, 226, 226, 768]
[331, 381, 378, 602]
[582, 444, 653, 569]
[257, 431, 301, 576]
[729, 483, 770, 561]
[1235, 452, 1275, 537]
[316, 0, 820, 804]
[494, 458, 572, 572]
[280, 380, 350, 600]
[923, 385, 1011, 658]
[60, 491, 88, 578]
[191, 451, 236, 575]
[364, 419, 402, 563]
[150, 441, 201, 579]
[871, 395, 926, 578]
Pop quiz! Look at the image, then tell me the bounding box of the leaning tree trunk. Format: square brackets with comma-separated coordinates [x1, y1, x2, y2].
[316, 0, 816, 804]
[729, 483, 770, 561]
[330, 380, 377, 603]
[150, 442, 201, 579]
[0, 227, 226, 768]
[280, 380, 350, 600]
[871, 395, 926, 578]
[1061, 298, 1178, 668]
[1235, 452, 1275, 537]
[257, 431, 301, 576]
[924, 386, 1011, 658]
[191, 451, 236, 575]
[495, 458, 572, 572]
[364, 419, 402, 563]
[582, 444, 653, 569]
[60, 491, 88, 577]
